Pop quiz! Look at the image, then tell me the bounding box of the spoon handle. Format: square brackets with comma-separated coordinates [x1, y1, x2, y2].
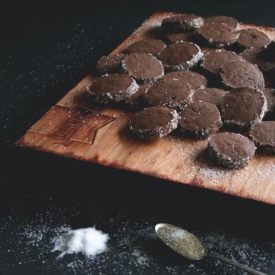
[207, 252, 267, 275]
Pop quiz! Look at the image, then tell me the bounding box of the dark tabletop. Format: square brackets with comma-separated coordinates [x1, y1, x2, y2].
[1, 1, 275, 274]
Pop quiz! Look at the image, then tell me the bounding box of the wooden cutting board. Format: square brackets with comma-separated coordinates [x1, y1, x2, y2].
[15, 11, 275, 205]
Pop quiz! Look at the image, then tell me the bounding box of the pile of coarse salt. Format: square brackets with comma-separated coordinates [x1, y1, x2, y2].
[52, 227, 109, 258]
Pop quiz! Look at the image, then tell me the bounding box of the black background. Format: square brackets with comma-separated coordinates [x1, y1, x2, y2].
[1, 1, 275, 274]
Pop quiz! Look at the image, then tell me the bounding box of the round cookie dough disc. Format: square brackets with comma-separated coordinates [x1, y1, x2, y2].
[207, 132, 256, 169]
[220, 87, 267, 129]
[158, 41, 203, 72]
[145, 78, 193, 109]
[249, 121, 275, 154]
[122, 52, 164, 84]
[178, 100, 223, 139]
[129, 106, 179, 140]
[87, 74, 139, 104]
[219, 60, 265, 90]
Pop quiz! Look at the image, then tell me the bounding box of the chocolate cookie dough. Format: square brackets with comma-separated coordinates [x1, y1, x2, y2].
[122, 52, 164, 84]
[158, 41, 203, 72]
[249, 121, 275, 154]
[145, 78, 193, 109]
[163, 71, 207, 90]
[178, 100, 223, 139]
[219, 60, 265, 90]
[129, 106, 179, 140]
[207, 132, 256, 169]
[87, 74, 139, 104]
[125, 38, 167, 56]
[162, 13, 204, 32]
[220, 87, 267, 129]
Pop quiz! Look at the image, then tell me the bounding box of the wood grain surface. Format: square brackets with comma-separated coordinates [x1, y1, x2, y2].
[15, 11, 275, 205]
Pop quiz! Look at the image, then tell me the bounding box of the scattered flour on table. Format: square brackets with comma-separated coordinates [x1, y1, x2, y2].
[52, 227, 109, 258]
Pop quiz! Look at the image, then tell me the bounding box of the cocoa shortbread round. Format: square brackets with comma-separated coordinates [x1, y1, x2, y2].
[235, 28, 271, 50]
[204, 15, 239, 28]
[125, 38, 167, 56]
[122, 52, 164, 84]
[158, 41, 203, 72]
[200, 49, 243, 75]
[96, 53, 127, 75]
[258, 40, 275, 61]
[196, 23, 239, 48]
[249, 121, 275, 154]
[192, 88, 227, 109]
[87, 74, 139, 104]
[262, 88, 275, 114]
[163, 70, 207, 90]
[164, 31, 196, 44]
[178, 100, 223, 139]
[220, 87, 267, 129]
[125, 83, 151, 110]
[240, 47, 275, 73]
[129, 106, 179, 140]
[199, 49, 243, 87]
[145, 78, 193, 110]
[207, 132, 256, 169]
[219, 59, 265, 90]
[162, 13, 205, 32]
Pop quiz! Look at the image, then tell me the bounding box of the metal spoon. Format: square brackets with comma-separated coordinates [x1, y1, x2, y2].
[155, 223, 267, 275]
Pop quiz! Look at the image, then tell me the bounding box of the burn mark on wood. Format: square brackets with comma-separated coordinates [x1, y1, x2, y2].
[30, 106, 116, 146]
